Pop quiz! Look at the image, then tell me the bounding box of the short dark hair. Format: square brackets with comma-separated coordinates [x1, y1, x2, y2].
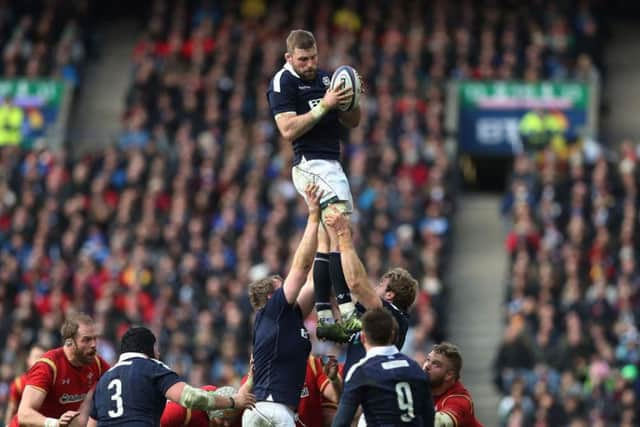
[248, 275, 282, 310]
[120, 327, 156, 358]
[432, 342, 463, 380]
[382, 268, 418, 312]
[286, 29, 316, 53]
[361, 308, 397, 346]
[60, 312, 94, 340]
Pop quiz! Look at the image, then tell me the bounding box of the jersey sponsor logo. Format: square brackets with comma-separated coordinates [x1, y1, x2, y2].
[59, 393, 86, 404]
[322, 76, 330, 86]
[61, 378, 71, 385]
[298, 85, 311, 90]
[382, 360, 410, 370]
[308, 98, 323, 109]
[300, 386, 309, 398]
[300, 328, 310, 340]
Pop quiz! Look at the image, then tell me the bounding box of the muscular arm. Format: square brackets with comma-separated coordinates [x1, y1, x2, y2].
[275, 110, 323, 142]
[329, 216, 381, 310]
[17, 386, 48, 427]
[296, 273, 316, 318]
[274, 87, 351, 141]
[283, 185, 321, 304]
[165, 382, 235, 411]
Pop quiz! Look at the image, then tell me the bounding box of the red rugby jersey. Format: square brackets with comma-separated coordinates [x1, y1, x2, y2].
[9, 347, 109, 427]
[296, 355, 337, 427]
[433, 381, 483, 427]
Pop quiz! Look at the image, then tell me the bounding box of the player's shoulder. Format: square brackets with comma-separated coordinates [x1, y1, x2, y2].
[448, 381, 473, 398]
[32, 348, 62, 370]
[440, 381, 474, 407]
[382, 299, 408, 319]
[40, 347, 63, 361]
[269, 65, 297, 91]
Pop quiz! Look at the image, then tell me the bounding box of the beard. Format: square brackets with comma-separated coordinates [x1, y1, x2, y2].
[75, 348, 97, 365]
[429, 375, 445, 388]
[296, 67, 316, 81]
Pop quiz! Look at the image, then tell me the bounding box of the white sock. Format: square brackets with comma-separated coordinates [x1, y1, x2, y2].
[339, 302, 356, 320]
[317, 309, 335, 324]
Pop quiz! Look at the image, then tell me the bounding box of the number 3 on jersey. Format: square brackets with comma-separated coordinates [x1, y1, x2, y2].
[108, 379, 124, 418]
[395, 382, 415, 422]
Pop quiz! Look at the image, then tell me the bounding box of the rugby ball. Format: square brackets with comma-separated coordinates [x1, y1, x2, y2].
[330, 65, 361, 112]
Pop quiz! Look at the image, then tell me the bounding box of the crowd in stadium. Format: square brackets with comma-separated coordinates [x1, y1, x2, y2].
[0, 0, 619, 425]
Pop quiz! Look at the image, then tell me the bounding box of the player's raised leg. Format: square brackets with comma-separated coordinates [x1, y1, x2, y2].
[315, 224, 350, 343]
[324, 203, 360, 335]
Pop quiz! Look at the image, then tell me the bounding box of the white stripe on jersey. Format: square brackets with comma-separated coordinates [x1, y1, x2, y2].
[284, 62, 300, 78]
[273, 68, 286, 93]
[345, 345, 399, 382]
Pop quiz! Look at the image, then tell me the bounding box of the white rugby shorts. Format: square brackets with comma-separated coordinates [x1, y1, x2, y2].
[291, 157, 354, 213]
[241, 401, 296, 426]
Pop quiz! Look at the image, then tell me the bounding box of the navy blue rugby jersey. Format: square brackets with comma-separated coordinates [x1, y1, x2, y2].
[343, 299, 410, 376]
[334, 346, 434, 427]
[90, 353, 181, 426]
[252, 287, 312, 408]
[267, 63, 347, 165]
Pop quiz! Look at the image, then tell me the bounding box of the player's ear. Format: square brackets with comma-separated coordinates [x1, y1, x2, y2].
[359, 330, 367, 346]
[65, 339, 73, 347]
[284, 52, 292, 63]
[384, 289, 395, 303]
[445, 369, 455, 382]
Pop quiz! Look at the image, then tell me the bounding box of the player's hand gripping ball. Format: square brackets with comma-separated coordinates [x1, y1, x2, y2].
[330, 65, 361, 111]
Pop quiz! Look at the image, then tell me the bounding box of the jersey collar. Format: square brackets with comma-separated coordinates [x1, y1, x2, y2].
[283, 62, 301, 79]
[118, 352, 149, 362]
[365, 345, 399, 358]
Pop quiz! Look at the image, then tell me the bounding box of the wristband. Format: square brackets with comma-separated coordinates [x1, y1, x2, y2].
[229, 396, 235, 409]
[44, 418, 59, 427]
[310, 101, 328, 120]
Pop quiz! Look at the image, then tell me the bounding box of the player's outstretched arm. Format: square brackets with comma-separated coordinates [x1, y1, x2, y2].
[165, 382, 255, 412]
[324, 209, 381, 310]
[275, 87, 352, 141]
[282, 184, 322, 305]
[296, 268, 316, 318]
[17, 386, 79, 427]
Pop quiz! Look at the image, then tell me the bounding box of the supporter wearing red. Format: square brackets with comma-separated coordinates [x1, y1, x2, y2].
[11, 313, 110, 427]
[4, 345, 46, 425]
[424, 342, 482, 427]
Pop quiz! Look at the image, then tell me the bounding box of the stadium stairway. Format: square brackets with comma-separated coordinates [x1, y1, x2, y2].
[68, 19, 139, 155]
[447, 193, 504, 426]
[604, 19, 640, 144]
